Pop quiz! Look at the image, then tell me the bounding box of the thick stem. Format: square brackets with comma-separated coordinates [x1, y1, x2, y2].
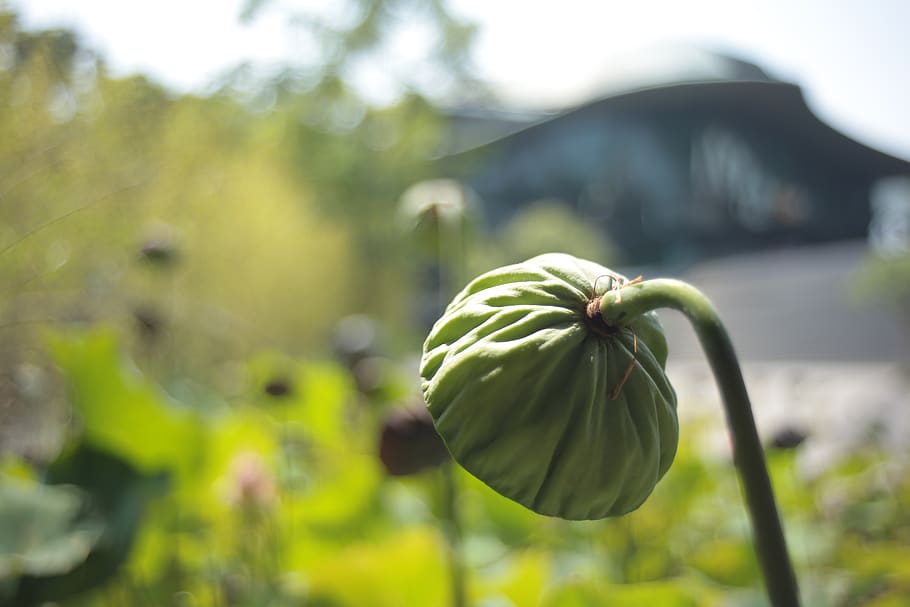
[599, 278, 801, 607]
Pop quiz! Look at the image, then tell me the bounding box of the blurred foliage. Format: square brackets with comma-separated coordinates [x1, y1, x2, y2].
[0, 4, 477, 399]
[238, 0, 485, 104]
[854, 252, 910, 331]
[496, 199, 618, 268]
[0, 11, 359, 373]
[1, 328, 908, 605]
[0, 479, 102, 584]
[2, 5, 909, 607]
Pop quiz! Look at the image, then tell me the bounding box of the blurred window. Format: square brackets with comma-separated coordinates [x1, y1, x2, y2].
[692, 126, 809, 232]
[869, 177, 910, 256]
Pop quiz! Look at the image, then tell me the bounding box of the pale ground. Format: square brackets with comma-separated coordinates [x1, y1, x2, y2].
[657, 240, 910, 476]
[668, 360, 910, 477]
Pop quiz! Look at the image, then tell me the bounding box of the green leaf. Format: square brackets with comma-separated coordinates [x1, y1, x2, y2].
[48, 329, 203, 474]
[293, 453, 382, 534]
[305, 527, 449, 607]
[254, 357, 356, 450]
[0, 477, 102, 581]
[6, 445, 167, 607]
[471, 548, 550, 607]
[541, 578, 715, 607]
[459, 468, 542, 547]
[689, 538, 761, 587]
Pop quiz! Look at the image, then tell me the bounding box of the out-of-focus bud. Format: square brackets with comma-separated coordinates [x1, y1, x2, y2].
[769, 427, 808, 451]
[263, 376, 293, 398]
[351, 356, 389, 396]
[378, 402, 450, 476]
[224, 451, 277, 511]
[397, 179, 476, 256]
[333, 315, 380, 370]
[138, 225, 179, 267]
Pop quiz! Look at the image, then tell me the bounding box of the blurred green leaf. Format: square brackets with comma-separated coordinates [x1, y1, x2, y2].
[251, 355, 357, 450]
[470, 548, 550, 607]
[459, 468, 543, 547]
[8, 445, 167, 607]
[294, 453, 383, 534]
[541, 577, 716, 607]
[305, 527, 449, 607]
[0, 477, 101, 581]
[863, 590, 910, 607]
[853, 252, 910, 326]
[48, 329, 203, 475]
[0, 458, 36, 482]
[499, 199, 618, 266]
[689, 538, 760, 587]
[836, 537, 910, 587]
[539, 580, 604, 607]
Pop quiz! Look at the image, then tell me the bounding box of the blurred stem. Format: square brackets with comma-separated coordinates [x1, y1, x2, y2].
[598, 279, 801, 607]
[435, 206, 467, 312]
[440, 462, 466, 607]
[434, 194, 468, 607]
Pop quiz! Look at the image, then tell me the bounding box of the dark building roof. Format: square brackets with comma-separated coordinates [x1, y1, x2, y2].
[440, 45, 781, 154]
[562, 79, 910, 178]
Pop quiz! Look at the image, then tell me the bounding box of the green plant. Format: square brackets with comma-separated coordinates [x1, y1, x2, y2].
[421, 253, 676, 520]
[420, 253, 801, 607]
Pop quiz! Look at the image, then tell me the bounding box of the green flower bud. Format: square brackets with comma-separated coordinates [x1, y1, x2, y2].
[420, 253, 678, 520]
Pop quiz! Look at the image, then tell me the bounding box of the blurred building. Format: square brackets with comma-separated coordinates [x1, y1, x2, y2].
[442, 47, 910, 269]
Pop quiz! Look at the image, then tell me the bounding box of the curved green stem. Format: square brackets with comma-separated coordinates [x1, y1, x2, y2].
[599, 278, 801, 607]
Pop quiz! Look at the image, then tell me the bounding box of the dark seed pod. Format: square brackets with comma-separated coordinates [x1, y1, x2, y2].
[420, 253, 678, 520]
[263, 377, 293, 398]
[769, 427, 808, 451]
[139, 239, 178, 266]
[378, 403, 450, 476]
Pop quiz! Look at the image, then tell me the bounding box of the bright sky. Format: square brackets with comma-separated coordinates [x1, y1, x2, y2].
[10, 0, 910, 161]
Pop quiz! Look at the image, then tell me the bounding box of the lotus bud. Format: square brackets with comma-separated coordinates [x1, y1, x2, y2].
[420, 253, 678, 520]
